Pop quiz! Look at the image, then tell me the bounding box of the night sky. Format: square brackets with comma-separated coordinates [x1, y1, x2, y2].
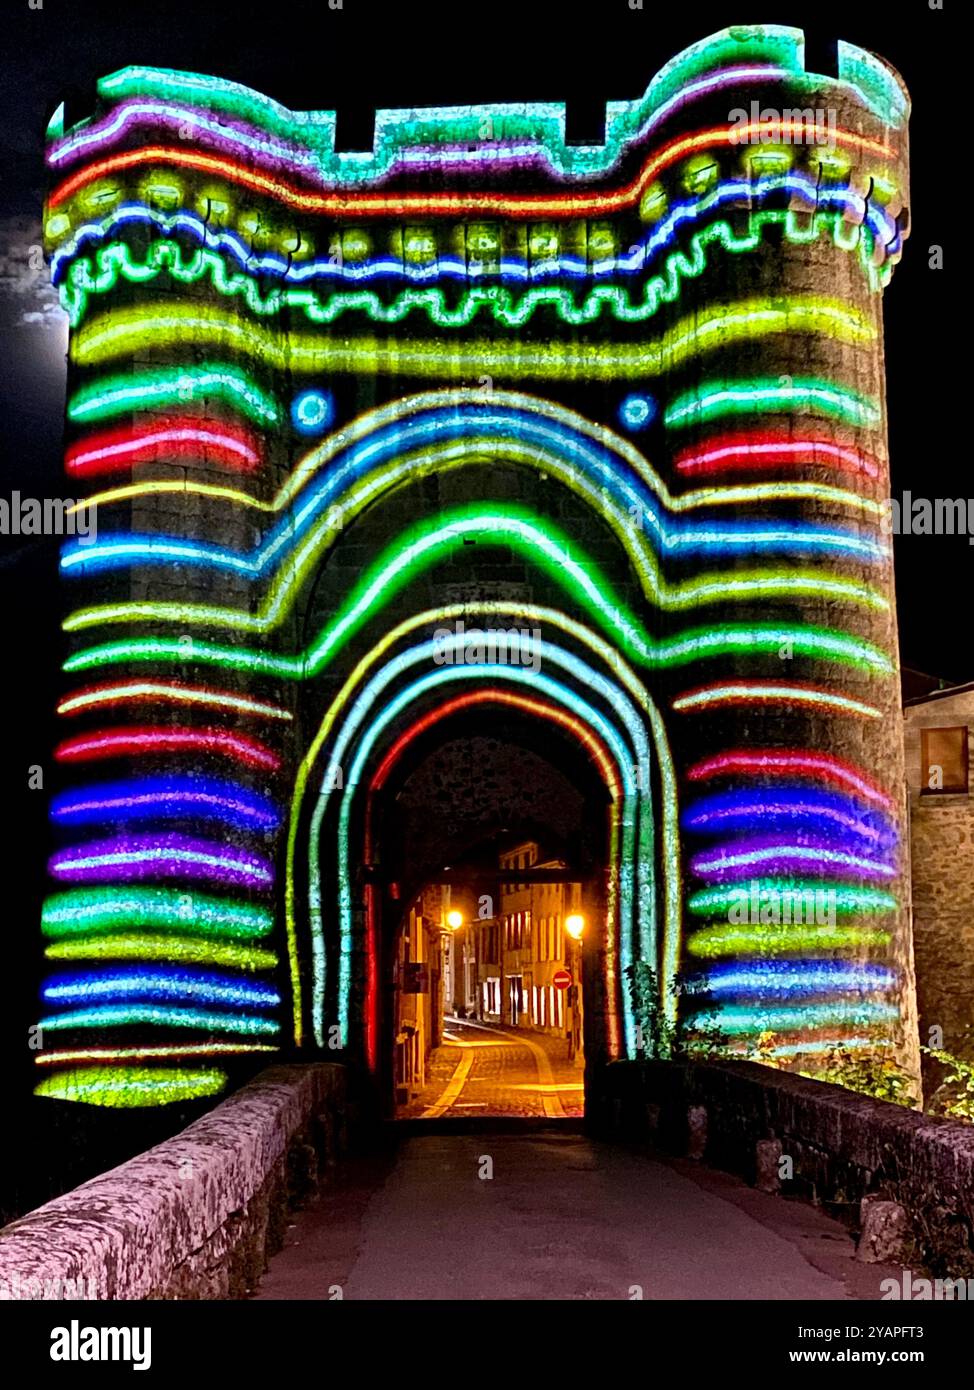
[0, 0, 965, 1204]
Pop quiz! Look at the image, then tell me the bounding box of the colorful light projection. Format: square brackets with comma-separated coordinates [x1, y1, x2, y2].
[55, 203, 898, 330]
[59, 392, 891, 581]
[39, 24, 912, 1104]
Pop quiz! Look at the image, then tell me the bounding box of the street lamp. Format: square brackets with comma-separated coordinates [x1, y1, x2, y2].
[444, 909, 465, 1020]
[564, 913, 585, 1062]
[565, 912, 585, 941]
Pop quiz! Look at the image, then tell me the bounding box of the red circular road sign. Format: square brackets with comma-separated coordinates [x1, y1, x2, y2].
[552, 968, 572, 991]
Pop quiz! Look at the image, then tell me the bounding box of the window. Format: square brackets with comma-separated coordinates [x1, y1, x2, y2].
[921, 726, 969, 794]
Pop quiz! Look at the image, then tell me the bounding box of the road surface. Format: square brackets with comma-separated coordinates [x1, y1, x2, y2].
[256, 1022, 905, 1300]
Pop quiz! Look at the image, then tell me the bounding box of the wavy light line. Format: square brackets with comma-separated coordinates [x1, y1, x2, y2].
[686, 749, 893, 808]
[68, 296, 875, 385]
[35, 1067, 229, 1106]
[60, 507, 893, 678]
[65, 418, 261, 477]
[55, 726, 281, 771]
[49, 119, 896, 216]
[673, 682, 883, 718]
[56, 681, 292, 721]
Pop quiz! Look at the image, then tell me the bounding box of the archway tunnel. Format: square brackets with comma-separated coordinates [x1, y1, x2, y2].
[343, 702, 617, 1117]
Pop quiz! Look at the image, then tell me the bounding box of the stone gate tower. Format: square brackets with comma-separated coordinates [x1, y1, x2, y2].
[39, 25, 916, 1106]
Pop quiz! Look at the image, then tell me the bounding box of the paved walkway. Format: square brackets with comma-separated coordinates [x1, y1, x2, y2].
[256, 1021, 906, 1301]
[256, 1127, 905, 1301]
[400, 1017, 584, 1120]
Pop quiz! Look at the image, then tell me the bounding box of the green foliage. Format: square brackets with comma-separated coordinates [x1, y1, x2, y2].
[921, 1047, 974, 1122]
[752, 1030, 784, 1068]
[625, 961, 730, 1061]
[799, 1045, 917, 1107]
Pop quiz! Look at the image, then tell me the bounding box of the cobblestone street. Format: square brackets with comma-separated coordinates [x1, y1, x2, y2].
[399, 1017, 585, 1120]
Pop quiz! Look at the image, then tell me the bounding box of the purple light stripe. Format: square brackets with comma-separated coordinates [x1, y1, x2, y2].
[48, 833, 273, 887]
[47, 66, 792, 185]
[690, 839, 897, 881]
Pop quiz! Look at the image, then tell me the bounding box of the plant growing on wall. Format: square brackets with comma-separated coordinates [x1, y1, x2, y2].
[800, 1046, 917, 1107]
[921, 1047, 974, 1122]
[626, 961, 729, 1061]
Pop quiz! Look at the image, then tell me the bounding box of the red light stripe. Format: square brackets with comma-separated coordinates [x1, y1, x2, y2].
[674, 430, 882, 480]
[65, 417, 261, 477]
[685, 748, 892, 808]
[55, 725, 281, 771]
[49, 122, 897, 218]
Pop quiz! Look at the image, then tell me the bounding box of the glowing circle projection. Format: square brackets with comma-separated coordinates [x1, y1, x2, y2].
[291, 388, 334, 435]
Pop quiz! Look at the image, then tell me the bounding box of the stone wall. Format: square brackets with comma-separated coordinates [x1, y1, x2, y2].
[0, 1066, 345, 1300]
[903, 688, 974, 1081]
[595, 1059, 974, 1276]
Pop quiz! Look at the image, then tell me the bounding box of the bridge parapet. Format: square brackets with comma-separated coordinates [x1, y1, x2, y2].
[0, 1065, 344, 1300]
[597, 1059, 974, 1277]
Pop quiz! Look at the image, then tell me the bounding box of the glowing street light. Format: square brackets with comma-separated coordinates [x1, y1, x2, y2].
[446, 909, 464, 930]
[565, 912, 585, 941]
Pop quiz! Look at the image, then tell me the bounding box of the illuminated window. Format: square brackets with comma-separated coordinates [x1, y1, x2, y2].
[921, 727, 969, 794]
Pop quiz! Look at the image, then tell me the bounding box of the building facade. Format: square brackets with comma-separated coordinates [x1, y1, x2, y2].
[903, 686, 974, 1082]
[469, 841, 580, 1038]
[393, 896, 443, 1105]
